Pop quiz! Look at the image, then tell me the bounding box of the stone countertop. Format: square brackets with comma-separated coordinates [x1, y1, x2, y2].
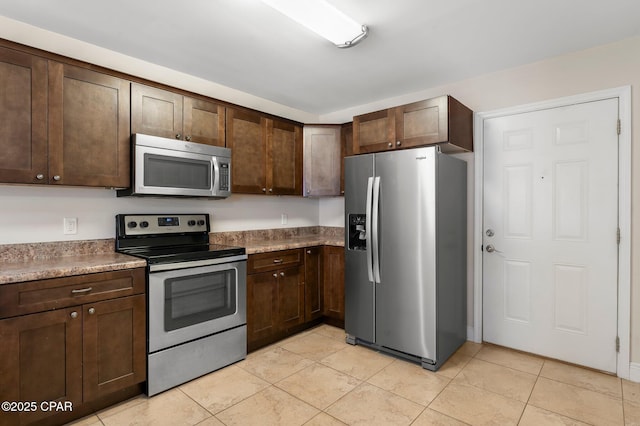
[210, 226, 344, 255]
[242, 235, 344, 254]
[0, 240, 146, 285]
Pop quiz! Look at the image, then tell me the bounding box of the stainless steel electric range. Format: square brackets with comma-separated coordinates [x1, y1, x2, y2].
[115, 213, 247, 396]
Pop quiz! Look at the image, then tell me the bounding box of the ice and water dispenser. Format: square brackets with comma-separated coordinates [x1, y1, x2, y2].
[348, 214, 367, 250]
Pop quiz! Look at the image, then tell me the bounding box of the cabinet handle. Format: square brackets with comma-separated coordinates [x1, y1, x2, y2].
[176, 133, 182, 140]
[269, 188, 273, 193]
[262, 188, 267, 193]
[307, 250, 311, 254]
[273, 273, 278, 278]
[52, 175, 61, 181]
[36, 174, 44, 180]
[70, 311, 78, 319]
[88, 307, 96, 315]
[388, 142, 392, 147]
[185, 135, 191, 141]
[396, 140, 402, 146]
[71, 287, 93, 294]
[280, 272, 285, 277]
[273, 259, 283, 264]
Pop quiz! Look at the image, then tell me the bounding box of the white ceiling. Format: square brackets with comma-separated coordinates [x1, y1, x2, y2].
[1, 0, 639, 115]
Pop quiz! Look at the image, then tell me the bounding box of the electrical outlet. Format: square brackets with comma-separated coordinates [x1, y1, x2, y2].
[63, 217, 78, 235]
[281, 213, 288, 225]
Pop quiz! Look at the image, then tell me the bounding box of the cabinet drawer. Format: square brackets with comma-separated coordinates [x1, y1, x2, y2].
[0, 268, 145, 318]
[248, 249, 303, 274]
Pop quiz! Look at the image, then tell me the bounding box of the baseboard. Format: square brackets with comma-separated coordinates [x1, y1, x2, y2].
[467, 325, 478, 342]
[628, 363, 640, 383]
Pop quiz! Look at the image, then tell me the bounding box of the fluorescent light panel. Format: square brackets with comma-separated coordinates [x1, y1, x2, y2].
[261, 0, 367, 47]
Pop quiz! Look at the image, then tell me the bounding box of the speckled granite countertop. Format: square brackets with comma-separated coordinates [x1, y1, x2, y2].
[0, 240, 146, 285]
[0, 227, 345, 284]
[210, 226, 344, 254]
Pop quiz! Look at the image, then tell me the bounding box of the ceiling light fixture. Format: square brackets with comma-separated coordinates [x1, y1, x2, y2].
[261, 0, 368, 48]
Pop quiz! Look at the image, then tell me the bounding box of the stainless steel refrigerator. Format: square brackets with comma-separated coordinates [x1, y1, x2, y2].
[344, 146, 467, 370]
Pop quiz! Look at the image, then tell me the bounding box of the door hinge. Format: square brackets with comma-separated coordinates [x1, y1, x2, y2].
[616, 336, 620, 352]
[617, 119, 621, 135]
[617, 228, 621, 245]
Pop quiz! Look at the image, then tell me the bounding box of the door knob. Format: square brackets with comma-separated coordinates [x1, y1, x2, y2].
[485, 244, 502, 253]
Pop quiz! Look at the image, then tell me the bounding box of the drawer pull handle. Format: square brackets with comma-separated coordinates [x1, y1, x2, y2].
[273, 273, 278, 278]
[273, 259, 283, 264]
[71, 287, 93, 294]
[88, 307, 96, 315]
[70, 311, 78, 319]
[280, 272, 285, 277]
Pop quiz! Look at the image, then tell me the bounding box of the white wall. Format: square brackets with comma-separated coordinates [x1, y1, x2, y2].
[0, 186, 319, 244]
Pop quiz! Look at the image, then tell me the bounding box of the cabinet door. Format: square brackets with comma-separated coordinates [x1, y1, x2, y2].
[394, 96, 448, 149]
[0, 308, 82, 425]
[183, 97, 225, 146]
[48, 63, 130, 187]
[247, 271, 278, 348]
[278, 266, 305, 330]
[131, 83, 183, 140]
[340, 122, 353, 195]
[226, 108, 267, 194]
[304, 247, 323, 322]
[269, 119, 302, 195]
[0, 47, 47, 184]
[323, 246, 345, 323]
[353, 108, 395, 154]
[303, 125, 341, 197]
[83, 294, 145, 401]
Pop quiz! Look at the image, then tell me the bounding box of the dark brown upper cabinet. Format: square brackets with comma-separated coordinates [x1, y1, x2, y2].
[131, 83, 225, 147]
[227, 107, 302, 196]
[0, 46, 130, 187]
[353, 95, 473, 154]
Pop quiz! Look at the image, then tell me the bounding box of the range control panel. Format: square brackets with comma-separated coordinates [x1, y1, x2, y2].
[119, 214, 209, 236]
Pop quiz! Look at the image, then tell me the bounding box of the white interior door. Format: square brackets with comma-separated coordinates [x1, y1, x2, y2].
[482, 98, 619, 372]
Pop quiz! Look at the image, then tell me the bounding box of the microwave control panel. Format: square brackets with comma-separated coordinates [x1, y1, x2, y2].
[219, 163, 229, 191]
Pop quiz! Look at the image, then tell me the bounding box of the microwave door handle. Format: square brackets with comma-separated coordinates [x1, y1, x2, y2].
[211, 157, 219, 193]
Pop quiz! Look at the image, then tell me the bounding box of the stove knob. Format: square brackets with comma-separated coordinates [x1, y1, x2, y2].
[188, 220, 196, 226]
[197, 220, 205, 226]
[140, 221, 149, 228]
[127, 221, 137, 228]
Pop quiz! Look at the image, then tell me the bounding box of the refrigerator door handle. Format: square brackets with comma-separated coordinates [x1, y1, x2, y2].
[372, 176, 381, 283]
[365, 177, 374, 283]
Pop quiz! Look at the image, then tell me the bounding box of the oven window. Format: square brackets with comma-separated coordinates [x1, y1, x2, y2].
[144, 153, 211, 189]
[164, 270, 236, 331]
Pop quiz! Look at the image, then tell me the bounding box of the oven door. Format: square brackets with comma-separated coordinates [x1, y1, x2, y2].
[148, 259, 246, 353]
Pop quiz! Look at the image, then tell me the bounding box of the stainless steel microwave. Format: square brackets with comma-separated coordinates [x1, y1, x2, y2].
[117, 134, 231, 198]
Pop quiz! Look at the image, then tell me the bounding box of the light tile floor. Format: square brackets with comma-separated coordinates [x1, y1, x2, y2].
[70, 324, 640, 425]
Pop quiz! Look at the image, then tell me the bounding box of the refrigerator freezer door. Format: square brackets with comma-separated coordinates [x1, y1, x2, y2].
[374, 147, 438, 361]
[344, 154, 375, 343]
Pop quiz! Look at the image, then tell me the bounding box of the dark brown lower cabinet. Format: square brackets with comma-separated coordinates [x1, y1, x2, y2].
[247, 246, 344, 352]
[323, 246, 345, 326]
[0, 270, 146, 426]
[304, 247, 323, 322]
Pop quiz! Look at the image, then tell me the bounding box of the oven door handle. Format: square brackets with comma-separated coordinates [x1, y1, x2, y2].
[148, 254, 248, 272]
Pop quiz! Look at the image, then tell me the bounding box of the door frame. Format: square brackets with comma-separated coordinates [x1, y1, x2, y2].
[472, 86, 631, 379]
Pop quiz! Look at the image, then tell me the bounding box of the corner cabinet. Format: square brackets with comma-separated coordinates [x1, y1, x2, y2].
[0, 46, 131, 187]
[353, 95, 473, 154]
[303, 125, 342, 197]
[246, 245, 345, 352]
[0, 269, 146, 426]
[131, 83, 226, 147]
[227, 107, 303, 196]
